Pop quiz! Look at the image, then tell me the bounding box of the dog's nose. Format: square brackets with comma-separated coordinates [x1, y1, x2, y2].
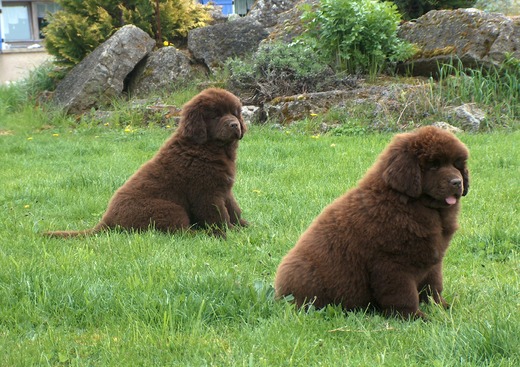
[230, 122, 239, 130]
[450, 178, 462, 188]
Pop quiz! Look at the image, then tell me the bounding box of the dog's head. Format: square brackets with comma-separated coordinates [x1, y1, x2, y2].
[381, 126, 470, 207]
[177, 88, 247, 145]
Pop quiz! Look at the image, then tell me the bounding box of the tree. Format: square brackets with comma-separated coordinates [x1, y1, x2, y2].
[44, 0, 212, 67]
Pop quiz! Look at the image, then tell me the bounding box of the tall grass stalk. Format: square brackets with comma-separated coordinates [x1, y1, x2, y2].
[432, 58, 520, 129]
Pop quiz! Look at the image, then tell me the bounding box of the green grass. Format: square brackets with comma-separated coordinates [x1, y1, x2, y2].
[1, 118, 519, 365]
[430, 58, 520, 130]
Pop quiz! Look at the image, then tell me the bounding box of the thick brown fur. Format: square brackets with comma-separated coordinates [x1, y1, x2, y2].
[45, 88, 248, 238]
[274, 126, 470, 319]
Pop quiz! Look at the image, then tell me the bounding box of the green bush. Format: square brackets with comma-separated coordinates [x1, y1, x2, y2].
[225, 42, 353, 104]
[391, 0, 474, 19]
[44, 0, 212, 67]
[300, 0, 415, 77]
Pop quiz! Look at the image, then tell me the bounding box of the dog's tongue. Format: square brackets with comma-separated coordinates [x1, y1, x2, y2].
[445, 196, 457, 205]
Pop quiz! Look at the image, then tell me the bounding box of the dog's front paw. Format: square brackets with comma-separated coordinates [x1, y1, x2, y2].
[210, 227, 227, 239]
[436, 295, 450, 309]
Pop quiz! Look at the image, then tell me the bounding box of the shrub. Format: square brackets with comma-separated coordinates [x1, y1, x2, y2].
[44, 0, 212, 67]
[300, 0, 415, 77]
[225, 42, 355, 104]
[391, 0, 474, 20]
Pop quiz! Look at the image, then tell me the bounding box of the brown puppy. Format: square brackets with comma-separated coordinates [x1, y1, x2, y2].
[275, 126, 470, 319]
[46, 88, 248, 238]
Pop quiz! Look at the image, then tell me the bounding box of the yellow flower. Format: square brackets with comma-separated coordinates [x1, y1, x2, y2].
[27, 137, 33, 140]
[252, 189, 262, 194]
[104, 122, 109, 126]
[52, 133, 59, 137]
[24, 205, 30, 209]
[330, 143, 336, 147]
[166, 125, 171, 128]
[163, 41, 170, 47]
[310, 113, 318, 117]
[311, 134, 320, 139]
[124, 126, 133, 133]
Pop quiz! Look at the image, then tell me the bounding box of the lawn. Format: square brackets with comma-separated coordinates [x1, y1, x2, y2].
[1, 122, 519, 366]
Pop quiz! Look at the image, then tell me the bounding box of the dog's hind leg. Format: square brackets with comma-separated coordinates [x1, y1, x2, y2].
[371, 271, 425, 320]
[101, 198, 191, 233]
[145, 200, 192, 233]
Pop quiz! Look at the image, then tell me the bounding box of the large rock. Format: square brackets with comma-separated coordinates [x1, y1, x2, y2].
[263, 0, 318, 43]
[248, 0, 302, 29]
[264, 83, 432, 127]
[399, 8, 520, 76]
[128, 47, 193, 96]
[53, 25, 155, 114]
[188, 17, 269, 72]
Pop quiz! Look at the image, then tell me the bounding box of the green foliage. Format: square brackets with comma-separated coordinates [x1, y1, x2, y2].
[43, 10, 114, 66]
[300, 0, 415, 77]
[391, 0, 475, 19]
[432, 57, 520, 130]
[44, 0, 212, 67]
[226, 41, 349, 103]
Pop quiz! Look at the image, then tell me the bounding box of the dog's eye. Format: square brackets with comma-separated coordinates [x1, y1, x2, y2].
[427, 161, 440, 170]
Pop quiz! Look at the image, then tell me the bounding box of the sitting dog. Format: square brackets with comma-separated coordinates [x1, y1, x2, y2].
[46, 88, 248, 238]
[275, 126, 470, 319]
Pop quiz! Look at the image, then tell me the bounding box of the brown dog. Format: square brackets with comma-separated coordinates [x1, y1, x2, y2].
[275, 126, 470, 319]
[46, 88, 248, 238]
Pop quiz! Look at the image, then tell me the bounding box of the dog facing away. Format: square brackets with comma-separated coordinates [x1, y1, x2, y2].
[275, 126, 470, 319]
[46, 88, 248, 238]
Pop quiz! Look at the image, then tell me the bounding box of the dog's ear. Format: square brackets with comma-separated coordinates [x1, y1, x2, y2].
[239, 116, 247, 139]
[382, 147, 422, 198]
[461, 164, 470, 196]
[179, 104, 207, 144]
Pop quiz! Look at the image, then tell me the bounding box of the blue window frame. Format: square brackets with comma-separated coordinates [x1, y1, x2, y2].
[199, 0, 233, 15]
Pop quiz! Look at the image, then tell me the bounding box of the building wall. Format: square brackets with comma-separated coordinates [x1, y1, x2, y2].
[0, 49, 51, 83]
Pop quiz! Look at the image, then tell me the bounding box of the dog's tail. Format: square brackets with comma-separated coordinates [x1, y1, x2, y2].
[44, 223, 106, 238]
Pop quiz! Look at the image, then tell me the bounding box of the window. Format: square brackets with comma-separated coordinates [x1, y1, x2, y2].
[2, 1, 60, 43]
[36, 2, 60, 38]
[4, 3, 31, 42]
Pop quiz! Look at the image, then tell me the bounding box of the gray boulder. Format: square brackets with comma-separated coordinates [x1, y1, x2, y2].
[53, 25, 155, 114]
[188, 17, 269, 72]
[128, 47, 193, 96]
[248, 0, 303, 29]
[263, 0, 319, 43]
[451, 103, 486, 131]
[398, 8, 520, 76]
[264, 83, 431, 128]
[265, 90, 359, 124]
[432, 122, 463, 133]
